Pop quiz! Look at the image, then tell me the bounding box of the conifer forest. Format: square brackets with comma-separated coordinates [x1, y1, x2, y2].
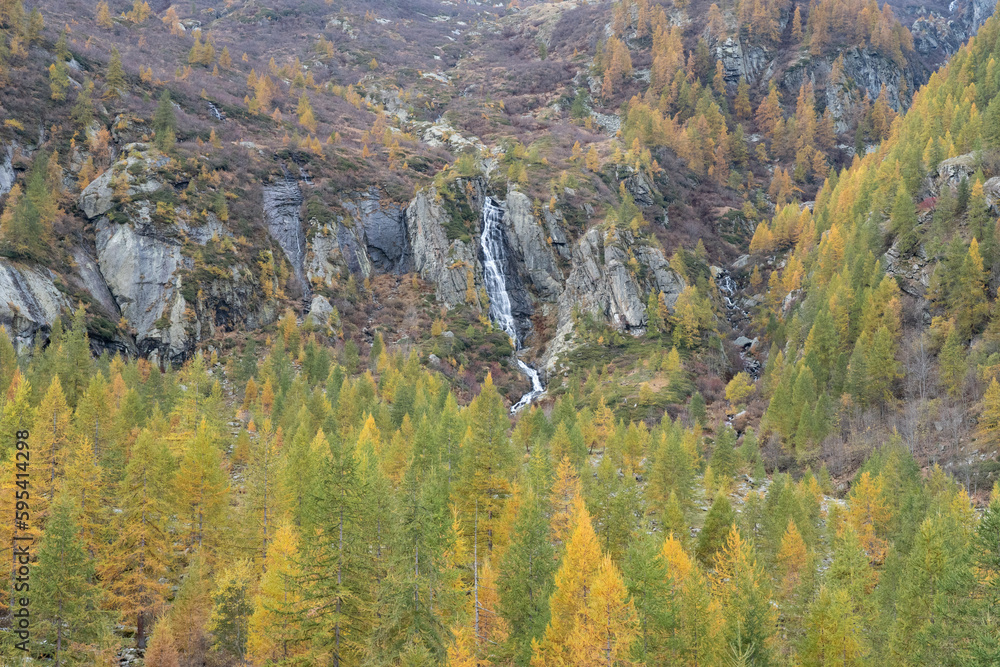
[5, 0, 1000, 664]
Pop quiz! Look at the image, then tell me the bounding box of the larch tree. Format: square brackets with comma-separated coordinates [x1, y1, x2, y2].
[208, 559, 255, 663]
[248, 521, 303, 663]
[103, 428, 173, 649]
[96, 0, 112, 28]
[174, 419, 229, 555]
[33, 495, 109, 665]
[454, 373, 515, 551]
[533, 497, 602, 665]
[498, 490, 556, 664]
[145, 617, 181, 667]
[661, 533, 719, 664]
[105, 47, 127, 99]
[567, 555, 639, 666]
[32, 375, 71, 526]
[711, 526, 777, 666]
[245, 417, 283, 563]
[798, 586, 866, 667]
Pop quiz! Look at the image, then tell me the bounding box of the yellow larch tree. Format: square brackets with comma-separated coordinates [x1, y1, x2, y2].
[248, 520, 304, 663]
[96, 0, 113, 28]
[550, 455, 582, 548]
[711, 526, 777, 666]
[660, 534, 719, 664]
[846, 472, 892, 566]
[533, 496, 602, 664]
[33, 375, 71, 526]
[566, 555, 639, 666]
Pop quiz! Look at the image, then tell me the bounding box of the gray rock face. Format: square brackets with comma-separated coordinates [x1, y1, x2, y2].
[716, 37, 772, 85]
[971, 0, 999, 36]
[335, 221, 373, 277]
[406, 188, 476, 308]
[820, 48, 909, 133]
[621, 169, 656, 207]
[305, 222, 342, 287]
[543, 208, 571, 259]
[544, 228, 685, 371]
[0, 261, 71, 351]
[0, 145, 15, 200]
[79, 145, 165, 219]
[178, 213, 228, 245]
[263, 178, 306, 289]
[504, 190, 562, 300]
[841, 48, 909, 111]
[343, 190, 411, 275]
[70, 246, 121, 321]
[96, 215, 189, 360]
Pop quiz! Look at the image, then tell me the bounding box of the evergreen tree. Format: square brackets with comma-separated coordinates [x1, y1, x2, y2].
[106, 47, 127, 99]
[33, 495, 109, 664]
[208, 559, 255, 663]
[697, 493, 736, 565]
[497, 491, 556, 664]
[153, 90, 177, 152]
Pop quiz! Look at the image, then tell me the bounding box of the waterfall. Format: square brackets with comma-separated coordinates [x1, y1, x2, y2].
[480, 198, 545, 413]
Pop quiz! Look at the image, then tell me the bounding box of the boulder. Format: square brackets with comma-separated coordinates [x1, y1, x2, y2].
[306, 295, 335, 327]
[934, 152, 978, 190]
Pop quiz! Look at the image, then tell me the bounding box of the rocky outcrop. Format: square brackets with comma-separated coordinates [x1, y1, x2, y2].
[716, 37, 772, 86]
[0, 145, 15, 200]
[406, 188, 477, 308]
[305, 222, 342, 286]
[343, 189, 411, 274]
[263, 178, 306, 290]
[70, 246, 121, 322]
[972, 0, 1000, 38]
[817, 48, 910, 133]
[984, 175, 1000, 214]
[95, 214, 189, 361]
[79, 144, 167, 219]
[0, 261, 71, 351]
[504, 190, 562, 300]
[335, 221, 373, 277]
[544, 228, 685, 372]
[621, 168, 656, 207]
[543, 207, 571, 259]
[933, 152, 978, 190]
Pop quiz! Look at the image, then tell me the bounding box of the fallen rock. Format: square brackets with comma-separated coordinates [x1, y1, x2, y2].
[306, 295, 334, 327]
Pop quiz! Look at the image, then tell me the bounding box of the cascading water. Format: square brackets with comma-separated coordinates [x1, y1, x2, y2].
[480, 197, 545, 413]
